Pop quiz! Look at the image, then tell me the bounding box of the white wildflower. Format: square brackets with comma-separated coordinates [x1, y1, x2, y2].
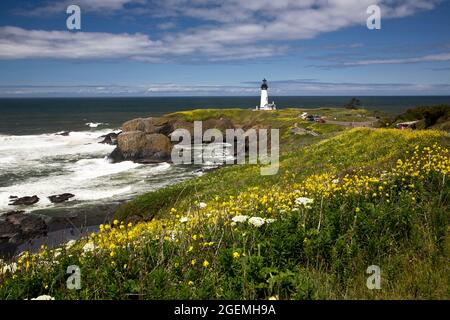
[198, 202, 207, 209]
[65, 240, 77, 250]
[295, 197, 314, 208]
[82, 242, 95, 254]
[53, 248, 62, 259]
[265, 218, 276, 224]
[1, 262, 17, 274]
[179, 217, 189, 223]
[232, 215, 249, 223]
[248, 217, 265, 228]
[31, 295, 55, 300]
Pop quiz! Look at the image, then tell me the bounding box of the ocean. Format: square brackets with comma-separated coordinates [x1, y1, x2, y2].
[2, 96, 450, 135]
[0, 96, 449, 217]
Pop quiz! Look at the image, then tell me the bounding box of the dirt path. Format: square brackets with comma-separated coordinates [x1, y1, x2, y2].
[323, 117, 378, 128]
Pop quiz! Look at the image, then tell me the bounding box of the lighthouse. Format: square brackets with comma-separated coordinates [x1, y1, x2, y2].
[257, 79, 276, 110]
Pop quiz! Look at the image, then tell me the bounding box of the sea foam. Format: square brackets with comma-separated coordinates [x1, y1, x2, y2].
[0, 129, 177, 214]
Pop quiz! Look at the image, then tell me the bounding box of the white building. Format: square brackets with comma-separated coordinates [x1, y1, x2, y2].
[256, 79, 276, 110]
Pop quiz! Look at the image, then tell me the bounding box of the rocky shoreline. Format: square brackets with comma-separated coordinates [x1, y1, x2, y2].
[0, 203, 120, 259]
[0, 114, 238, 259]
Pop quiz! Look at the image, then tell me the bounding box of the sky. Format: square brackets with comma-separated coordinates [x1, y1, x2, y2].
[0, 0, 449, 97]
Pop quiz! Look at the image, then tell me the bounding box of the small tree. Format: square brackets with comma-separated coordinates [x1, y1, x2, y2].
[345, 98, 362, 109]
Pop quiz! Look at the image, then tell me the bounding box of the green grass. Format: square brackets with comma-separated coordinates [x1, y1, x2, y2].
[117, 124, 449, 221]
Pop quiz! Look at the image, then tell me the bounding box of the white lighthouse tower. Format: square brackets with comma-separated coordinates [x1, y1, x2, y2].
[257, 79, 276, 110]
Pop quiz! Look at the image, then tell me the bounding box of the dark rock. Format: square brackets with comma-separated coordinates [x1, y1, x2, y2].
[48, 193, 75, 204]
[100, 131, 121, 145]
[9, 196, 18, 199]
[11, 215, 47, 239]
[0, 211, 48, 258]
[9, 195, 40, 206]
[3, 210, 25, 216]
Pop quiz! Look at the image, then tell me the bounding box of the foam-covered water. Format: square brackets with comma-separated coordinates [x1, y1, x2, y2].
[0, 128, 196, 214]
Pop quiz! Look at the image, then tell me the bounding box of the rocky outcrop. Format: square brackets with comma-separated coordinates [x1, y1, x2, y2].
[0, 211, 48, 258]
[111, 132, 172, 163]
[109, 115, 236, 163]
[9, 195, 40, 206]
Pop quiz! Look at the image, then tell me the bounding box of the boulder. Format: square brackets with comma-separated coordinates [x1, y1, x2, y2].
[48, 193, 75, 204]
[9, 195, 39, 206]
[170, 120, 195, 138]
[112, 132, 172, 162]
[122, 117, 173, 135]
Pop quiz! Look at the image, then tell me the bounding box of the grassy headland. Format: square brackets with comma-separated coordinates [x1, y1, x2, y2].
[0, 107, 449, 300]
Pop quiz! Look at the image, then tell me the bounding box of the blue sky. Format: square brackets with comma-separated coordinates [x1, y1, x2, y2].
[0, 0, 449, 96]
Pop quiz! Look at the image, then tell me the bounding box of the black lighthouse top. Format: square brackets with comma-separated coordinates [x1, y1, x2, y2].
[261, 79, 268, 90]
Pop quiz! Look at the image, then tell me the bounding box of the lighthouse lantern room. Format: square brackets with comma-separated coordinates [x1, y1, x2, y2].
[256, 79, 276, 111]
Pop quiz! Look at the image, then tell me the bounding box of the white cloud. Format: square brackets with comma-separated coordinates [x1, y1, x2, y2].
[0, 0, 443, 62]
[18, 0, 141, 16]
[0, 26, 285, 62]
[342, 52, 450, 66]
[0, 26, 161, 60]
[156, 22, 177, 30]
[1, 80, 449, 97]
